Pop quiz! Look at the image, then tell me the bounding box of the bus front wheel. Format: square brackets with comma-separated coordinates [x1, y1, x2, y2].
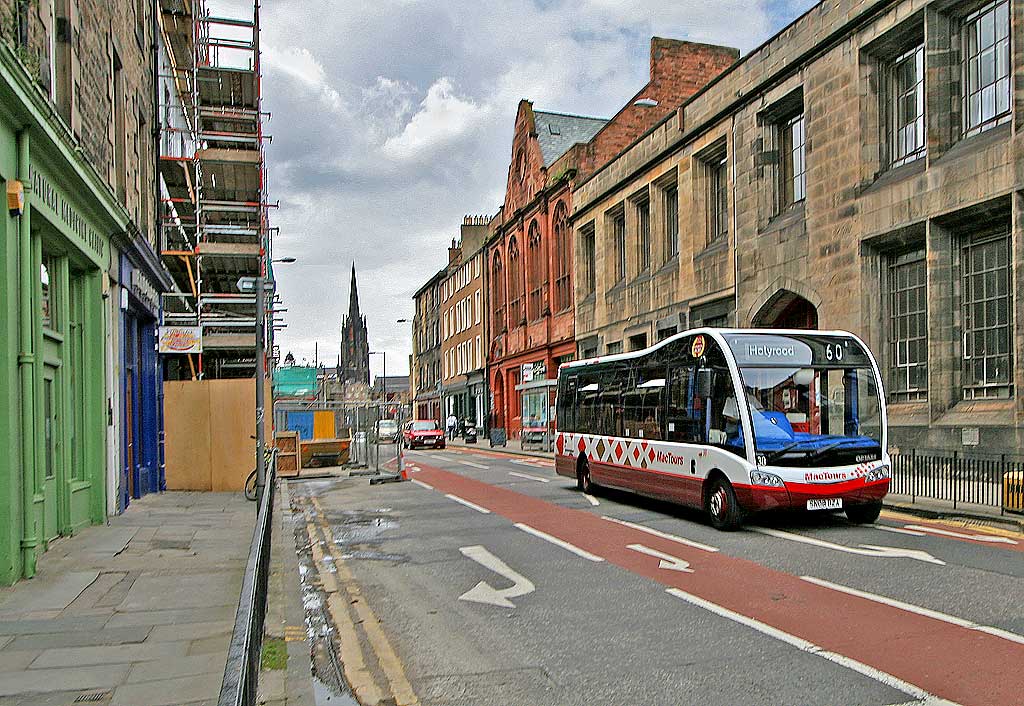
[845, 501, 882, 524]
[706, 477, 742, 531]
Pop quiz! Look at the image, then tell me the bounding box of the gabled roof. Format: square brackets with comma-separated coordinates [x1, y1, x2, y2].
[533, 110, 608, 167]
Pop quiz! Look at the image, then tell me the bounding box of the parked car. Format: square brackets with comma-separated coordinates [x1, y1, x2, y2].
[403, 420, 446, 450]
[375, 418, 400, 444]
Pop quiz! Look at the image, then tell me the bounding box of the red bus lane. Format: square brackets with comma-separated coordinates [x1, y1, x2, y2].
[414, 462, 1024, 706]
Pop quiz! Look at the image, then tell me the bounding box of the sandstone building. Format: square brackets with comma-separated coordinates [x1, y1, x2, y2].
[572, 0, 1023, 454]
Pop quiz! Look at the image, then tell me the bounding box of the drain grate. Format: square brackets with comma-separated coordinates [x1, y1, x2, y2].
[74, 691, 110, 703]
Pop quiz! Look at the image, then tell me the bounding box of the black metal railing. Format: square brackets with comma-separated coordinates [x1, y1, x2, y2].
[889, 449, 1024, 515]
[218, 464, 277, 706]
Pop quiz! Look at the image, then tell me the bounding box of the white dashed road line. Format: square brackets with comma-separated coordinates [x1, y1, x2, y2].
[514, 523, 604, 562]
[603, 516, 719, 553]
[444, 494, 491, 514]
[508, 471, 550, 483]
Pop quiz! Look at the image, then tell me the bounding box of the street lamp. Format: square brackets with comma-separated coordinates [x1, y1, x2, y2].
[254, 255, 296, 507]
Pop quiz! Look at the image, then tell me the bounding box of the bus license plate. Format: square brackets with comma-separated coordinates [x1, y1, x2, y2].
[807, 498, 842, 511]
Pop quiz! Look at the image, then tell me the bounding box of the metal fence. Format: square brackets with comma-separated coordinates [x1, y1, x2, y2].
[889, 449, 1024, 515]
[218, 462, 277, 706]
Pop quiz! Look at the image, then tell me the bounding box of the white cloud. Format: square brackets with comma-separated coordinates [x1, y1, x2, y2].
[381, 78, 488, 161]
[203, 0, 800, 379]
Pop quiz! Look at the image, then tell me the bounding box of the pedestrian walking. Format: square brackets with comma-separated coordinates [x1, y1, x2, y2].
[446, 413, 458, 440]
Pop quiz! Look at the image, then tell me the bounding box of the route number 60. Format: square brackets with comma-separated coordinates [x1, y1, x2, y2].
[825, 343, 844, 362]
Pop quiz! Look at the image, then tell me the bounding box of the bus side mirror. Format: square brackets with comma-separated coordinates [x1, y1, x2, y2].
[695, 368, 714, 399]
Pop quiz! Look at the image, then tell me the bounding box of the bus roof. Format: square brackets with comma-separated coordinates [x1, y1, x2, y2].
[559, 328, 862, 370]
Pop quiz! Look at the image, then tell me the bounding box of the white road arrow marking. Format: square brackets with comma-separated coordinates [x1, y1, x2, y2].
[752, 527, 946, 565]
[508, 471, 550, 483]
[458, 545, 536, 609]
[872, 525, 927, 537]
[903, 525, 1019, 544]
[627, 543, 693, 572]
[602, 516, 719, 553]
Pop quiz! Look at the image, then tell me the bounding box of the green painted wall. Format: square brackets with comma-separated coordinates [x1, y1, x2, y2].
[0, 45, 123, 585]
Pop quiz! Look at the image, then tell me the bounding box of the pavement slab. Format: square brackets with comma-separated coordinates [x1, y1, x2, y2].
[108, 670, 224, 706]
[0, 571, 99, 616]
[6, 626, 152, 650]
[147, 619, 234, 643]
[0, 665, 130, 696]
[29, 641, 190, 668]
[0, 616, 110, 636]
[125, 654, 227, 683]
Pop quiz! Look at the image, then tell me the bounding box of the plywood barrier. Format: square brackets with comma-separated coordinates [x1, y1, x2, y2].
[164, 378, 272, 491]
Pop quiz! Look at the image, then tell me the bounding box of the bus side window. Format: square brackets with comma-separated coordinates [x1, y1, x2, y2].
[667, 366, 702, 443]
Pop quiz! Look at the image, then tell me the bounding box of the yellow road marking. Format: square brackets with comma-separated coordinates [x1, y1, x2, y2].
[880, 510, 1023, 539]
[302, 511, 384, 705]
[311, 496, 420, 706]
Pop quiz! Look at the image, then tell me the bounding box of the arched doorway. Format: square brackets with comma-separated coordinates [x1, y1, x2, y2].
[752, 290, 818, 329]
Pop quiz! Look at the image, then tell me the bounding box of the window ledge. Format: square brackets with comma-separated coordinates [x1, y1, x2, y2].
[759, 201, 805, 236]
[933, 122, 1011, 167]
[862, 157, 926, 196]
[694, 239, 728, 262]
[934, 398, 1015, 427]
[655, 256, 679, 277]
[607, 280, 627, 295]
[43, 328, 64, 343]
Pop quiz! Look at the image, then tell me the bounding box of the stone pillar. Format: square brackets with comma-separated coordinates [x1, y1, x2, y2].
[925, 219, 958, 421]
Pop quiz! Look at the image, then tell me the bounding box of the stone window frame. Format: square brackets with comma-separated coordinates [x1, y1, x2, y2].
[958, 226, 1013, 399]
[629, 186, 652, 274]
[605, 203, 627, 285]
[757, 87, 806, 219]
[659, 173, 679, 264]
[961, 0, 1011, 138]
[507, 235, 524, 327]
[491, 251, 506, 335]
[578, 221, 597, 296]
[694, 138, 729, 248]
[887, 44, 927, 169]
[606, 340, 623, 355]
[887, 248, 929, 402]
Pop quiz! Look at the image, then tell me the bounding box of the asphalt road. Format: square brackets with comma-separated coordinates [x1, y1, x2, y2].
[289, 445, 1024, 706]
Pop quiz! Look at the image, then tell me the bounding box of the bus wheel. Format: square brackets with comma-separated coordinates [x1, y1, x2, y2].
[577, 459, 594, 493]
[706, 477, 742, 531]
[845, 501, 882, 524]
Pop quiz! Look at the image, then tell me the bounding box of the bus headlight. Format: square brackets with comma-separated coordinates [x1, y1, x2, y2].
[750, 471, 785, 487]
[864, 465, 890, 482]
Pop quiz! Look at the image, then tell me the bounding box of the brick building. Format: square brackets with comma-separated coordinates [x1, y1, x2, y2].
[440, 216, 489, 432]
[487, 38, 737, 444]
[0, 0, 171, 582]
[572, 0, 1024, 455]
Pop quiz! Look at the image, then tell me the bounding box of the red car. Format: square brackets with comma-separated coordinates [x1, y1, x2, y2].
[403, 420, 446, 450]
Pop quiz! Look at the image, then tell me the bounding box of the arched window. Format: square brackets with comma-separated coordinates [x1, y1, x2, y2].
[527, 220, 547, 320]
[492, 252, 505, 333]
[552, 202, 571, 312]
[508, 236, 523, 326]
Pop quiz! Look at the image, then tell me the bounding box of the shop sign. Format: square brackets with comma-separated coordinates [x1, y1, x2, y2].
[30, 165, 105, 259]
[130, 268, 159, 313]
[159, 326, 202, 354]
[521, 361, 546, 383]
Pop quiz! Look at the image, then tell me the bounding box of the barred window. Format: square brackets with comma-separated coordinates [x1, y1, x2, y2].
[580, 224, 596, 294]
[664, 184, 679, 259]
[962, 233, 1012, 399]
[637, 198, 651, 271]
[888, 250, 928, 401]
[889, 45, 926, 168]
[963, 0, 1011, 137]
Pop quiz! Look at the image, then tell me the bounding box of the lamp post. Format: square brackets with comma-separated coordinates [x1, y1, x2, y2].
[254, 256, 296, 507]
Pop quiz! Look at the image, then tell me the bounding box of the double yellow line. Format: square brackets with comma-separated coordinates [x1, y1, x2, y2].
[301, 494, 419, 706]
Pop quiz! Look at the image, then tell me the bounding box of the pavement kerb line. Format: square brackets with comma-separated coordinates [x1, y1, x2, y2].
[800, 576, 1024, 646]
[301, 509, 382, 705]
[311, 496, 420, 706]
[665, 587, 954, 705]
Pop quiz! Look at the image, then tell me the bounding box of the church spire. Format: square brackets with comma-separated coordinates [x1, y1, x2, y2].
[339, 263, 370, 386]
[349, 262, 360, 319]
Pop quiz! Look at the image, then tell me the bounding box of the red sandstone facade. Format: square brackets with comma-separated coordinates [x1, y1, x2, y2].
[486, 38, 737, 442]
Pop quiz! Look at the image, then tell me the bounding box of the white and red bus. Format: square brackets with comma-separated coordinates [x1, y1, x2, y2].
[555, 329, 890, 530]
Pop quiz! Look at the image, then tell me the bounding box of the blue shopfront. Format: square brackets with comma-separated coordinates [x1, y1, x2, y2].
[119, 246, 167, 509]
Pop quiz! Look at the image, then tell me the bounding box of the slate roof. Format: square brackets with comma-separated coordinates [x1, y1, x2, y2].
[533, 110, 608, 167]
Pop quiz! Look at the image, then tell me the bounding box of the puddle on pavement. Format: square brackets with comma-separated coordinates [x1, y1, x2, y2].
[313, 675, 358, 706]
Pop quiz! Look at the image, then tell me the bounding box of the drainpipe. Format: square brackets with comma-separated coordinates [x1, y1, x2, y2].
[17, 130, 38, 578]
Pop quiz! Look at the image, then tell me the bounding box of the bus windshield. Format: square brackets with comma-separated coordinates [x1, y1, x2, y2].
[724, 334, 883, 467]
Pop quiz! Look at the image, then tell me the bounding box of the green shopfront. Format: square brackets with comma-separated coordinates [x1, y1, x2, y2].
[1, 48, 115, 584]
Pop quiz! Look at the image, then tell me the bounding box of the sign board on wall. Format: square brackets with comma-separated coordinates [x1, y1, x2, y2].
[159, 326, 203, 354]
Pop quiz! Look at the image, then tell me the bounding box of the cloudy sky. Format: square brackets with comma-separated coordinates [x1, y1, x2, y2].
[215, 0, 816, 380]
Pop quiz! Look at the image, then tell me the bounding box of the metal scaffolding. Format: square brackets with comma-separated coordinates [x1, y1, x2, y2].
[158, 0, 273, 379]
